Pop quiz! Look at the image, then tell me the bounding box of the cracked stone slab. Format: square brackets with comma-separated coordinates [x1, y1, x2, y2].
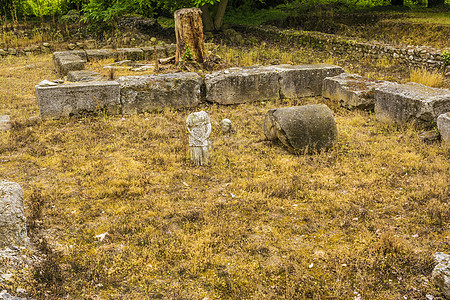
[375, 82, 450, 125]
[322, 72, 385, 110]
[117, 72, 202, 114]
[36, 81, 120, 119]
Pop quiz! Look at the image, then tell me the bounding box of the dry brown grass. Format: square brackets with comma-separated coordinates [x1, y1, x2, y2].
[410, 67, 445, 88]
[0, 48, 449, 299]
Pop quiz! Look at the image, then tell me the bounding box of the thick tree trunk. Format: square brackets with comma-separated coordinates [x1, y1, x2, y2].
[174, 8, 206, 64]
[200, 5, 214, 32]
[213, 0, 228, 30]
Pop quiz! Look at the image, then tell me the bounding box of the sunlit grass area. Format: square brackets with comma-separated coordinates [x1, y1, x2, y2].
[0, 41, 449, 299]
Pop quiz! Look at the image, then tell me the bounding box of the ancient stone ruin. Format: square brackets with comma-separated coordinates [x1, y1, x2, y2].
[187, 111, 211, 166]
[264, 104, 338, 152]
[0, 180, 28, 249]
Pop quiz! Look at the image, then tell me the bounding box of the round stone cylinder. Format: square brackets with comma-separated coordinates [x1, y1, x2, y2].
[264, 104, 338, 152]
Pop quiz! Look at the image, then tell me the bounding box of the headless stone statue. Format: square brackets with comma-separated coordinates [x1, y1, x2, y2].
[186, 111, 211, 165]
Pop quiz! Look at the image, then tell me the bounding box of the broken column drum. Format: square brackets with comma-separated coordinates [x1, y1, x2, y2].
[264, 104, 338, 153]
[187, 111, 211, 165]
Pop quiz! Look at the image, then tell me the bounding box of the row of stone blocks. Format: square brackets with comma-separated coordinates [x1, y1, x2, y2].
[322, 72, 450, 126]
[53, 45, 177, 76]
[36, 64, 344, 119]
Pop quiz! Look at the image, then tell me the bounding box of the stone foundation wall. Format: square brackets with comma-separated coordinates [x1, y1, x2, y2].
[234, 25, 448, 70]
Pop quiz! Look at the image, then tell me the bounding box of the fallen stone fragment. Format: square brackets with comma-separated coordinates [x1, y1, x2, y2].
[0, 115, 11, 131]
[322, 72, 385, 110]
[36, 81, 121, 119]
[264, 104, 338, 153]
[117, 72, 202, 114]
[38, 80, 58, 87]
[437, 112, 450, 144]
[432, 252, 450, 299]
[67, 70, 103, 82]
[220, 119, 232, 133]
[374, 82, 450, 125]
[0, 181, 28, 248]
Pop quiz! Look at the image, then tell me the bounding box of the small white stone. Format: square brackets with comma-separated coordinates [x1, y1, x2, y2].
[38, 79, 58, 87]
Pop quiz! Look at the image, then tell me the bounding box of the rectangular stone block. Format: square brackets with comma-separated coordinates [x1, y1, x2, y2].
[205, 66, 280, 105]
[322, 73, 384, 110]
[85, 49, 117, 61]
[117, 73, 202, 114]
[275, 64, 344, 99]
[67, 70, 103, 82]
[141, 45, 170, 59]
[53, 51, 86, 76]
[116, 48, 144, 61]
[36, 81, 121, 119]
[375, 82, 450, 124]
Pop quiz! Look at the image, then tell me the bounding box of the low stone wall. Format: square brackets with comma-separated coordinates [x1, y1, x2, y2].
[53, 45, 176, 75]
[36, 63, 343, 119]
[234, 25, 448, 70]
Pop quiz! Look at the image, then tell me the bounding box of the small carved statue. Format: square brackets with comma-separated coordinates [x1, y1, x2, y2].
[186, 111, 211, 166]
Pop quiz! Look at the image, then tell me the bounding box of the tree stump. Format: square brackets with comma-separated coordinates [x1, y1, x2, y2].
[174, 8, 206, 64]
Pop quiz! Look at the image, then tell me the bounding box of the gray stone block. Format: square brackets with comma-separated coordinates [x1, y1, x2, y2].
[437, 112, 450, 144]
[205, 66, 280, 105]
[375, 82, 450, 125]
[275, 64, 344, 99]
[67, 70, 103, 82]
[0, 180, 28, 248]
[141, 45, 170, 59]
[322, 72, 384, 110]
[116, 48, 144, 61]
[53, 51, 86, 76]
[85, 49, 117, 61]
[264, 104, 337, 152]
[36, 81, 121, 119]
[117, 73, 202, 114]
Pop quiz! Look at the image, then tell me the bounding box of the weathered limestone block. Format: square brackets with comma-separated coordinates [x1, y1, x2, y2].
[322, 72, 385, 110]
[0, 115, 11, 131]
[264, 104, 338, 152]
[67, 70, 103, 82]
[141, 45, 169, 59]
[117, 72, 202, 114]
[36, 81, 121, 119]
[205, 66, 280, 104]
[274, 64, 344, 99]
[85, 49, 117, 61]
[116, 48, 144, 61]
[187, 111, 211, 166]
[0, 180, 28, 248]
[375, 82, 450, 124]
[432, 252, 450, 299]
[53, 51, 86, 76]
[437, 112, 450, 144]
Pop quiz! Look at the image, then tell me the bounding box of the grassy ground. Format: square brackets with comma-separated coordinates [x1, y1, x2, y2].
[0, 41, 449, 299]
